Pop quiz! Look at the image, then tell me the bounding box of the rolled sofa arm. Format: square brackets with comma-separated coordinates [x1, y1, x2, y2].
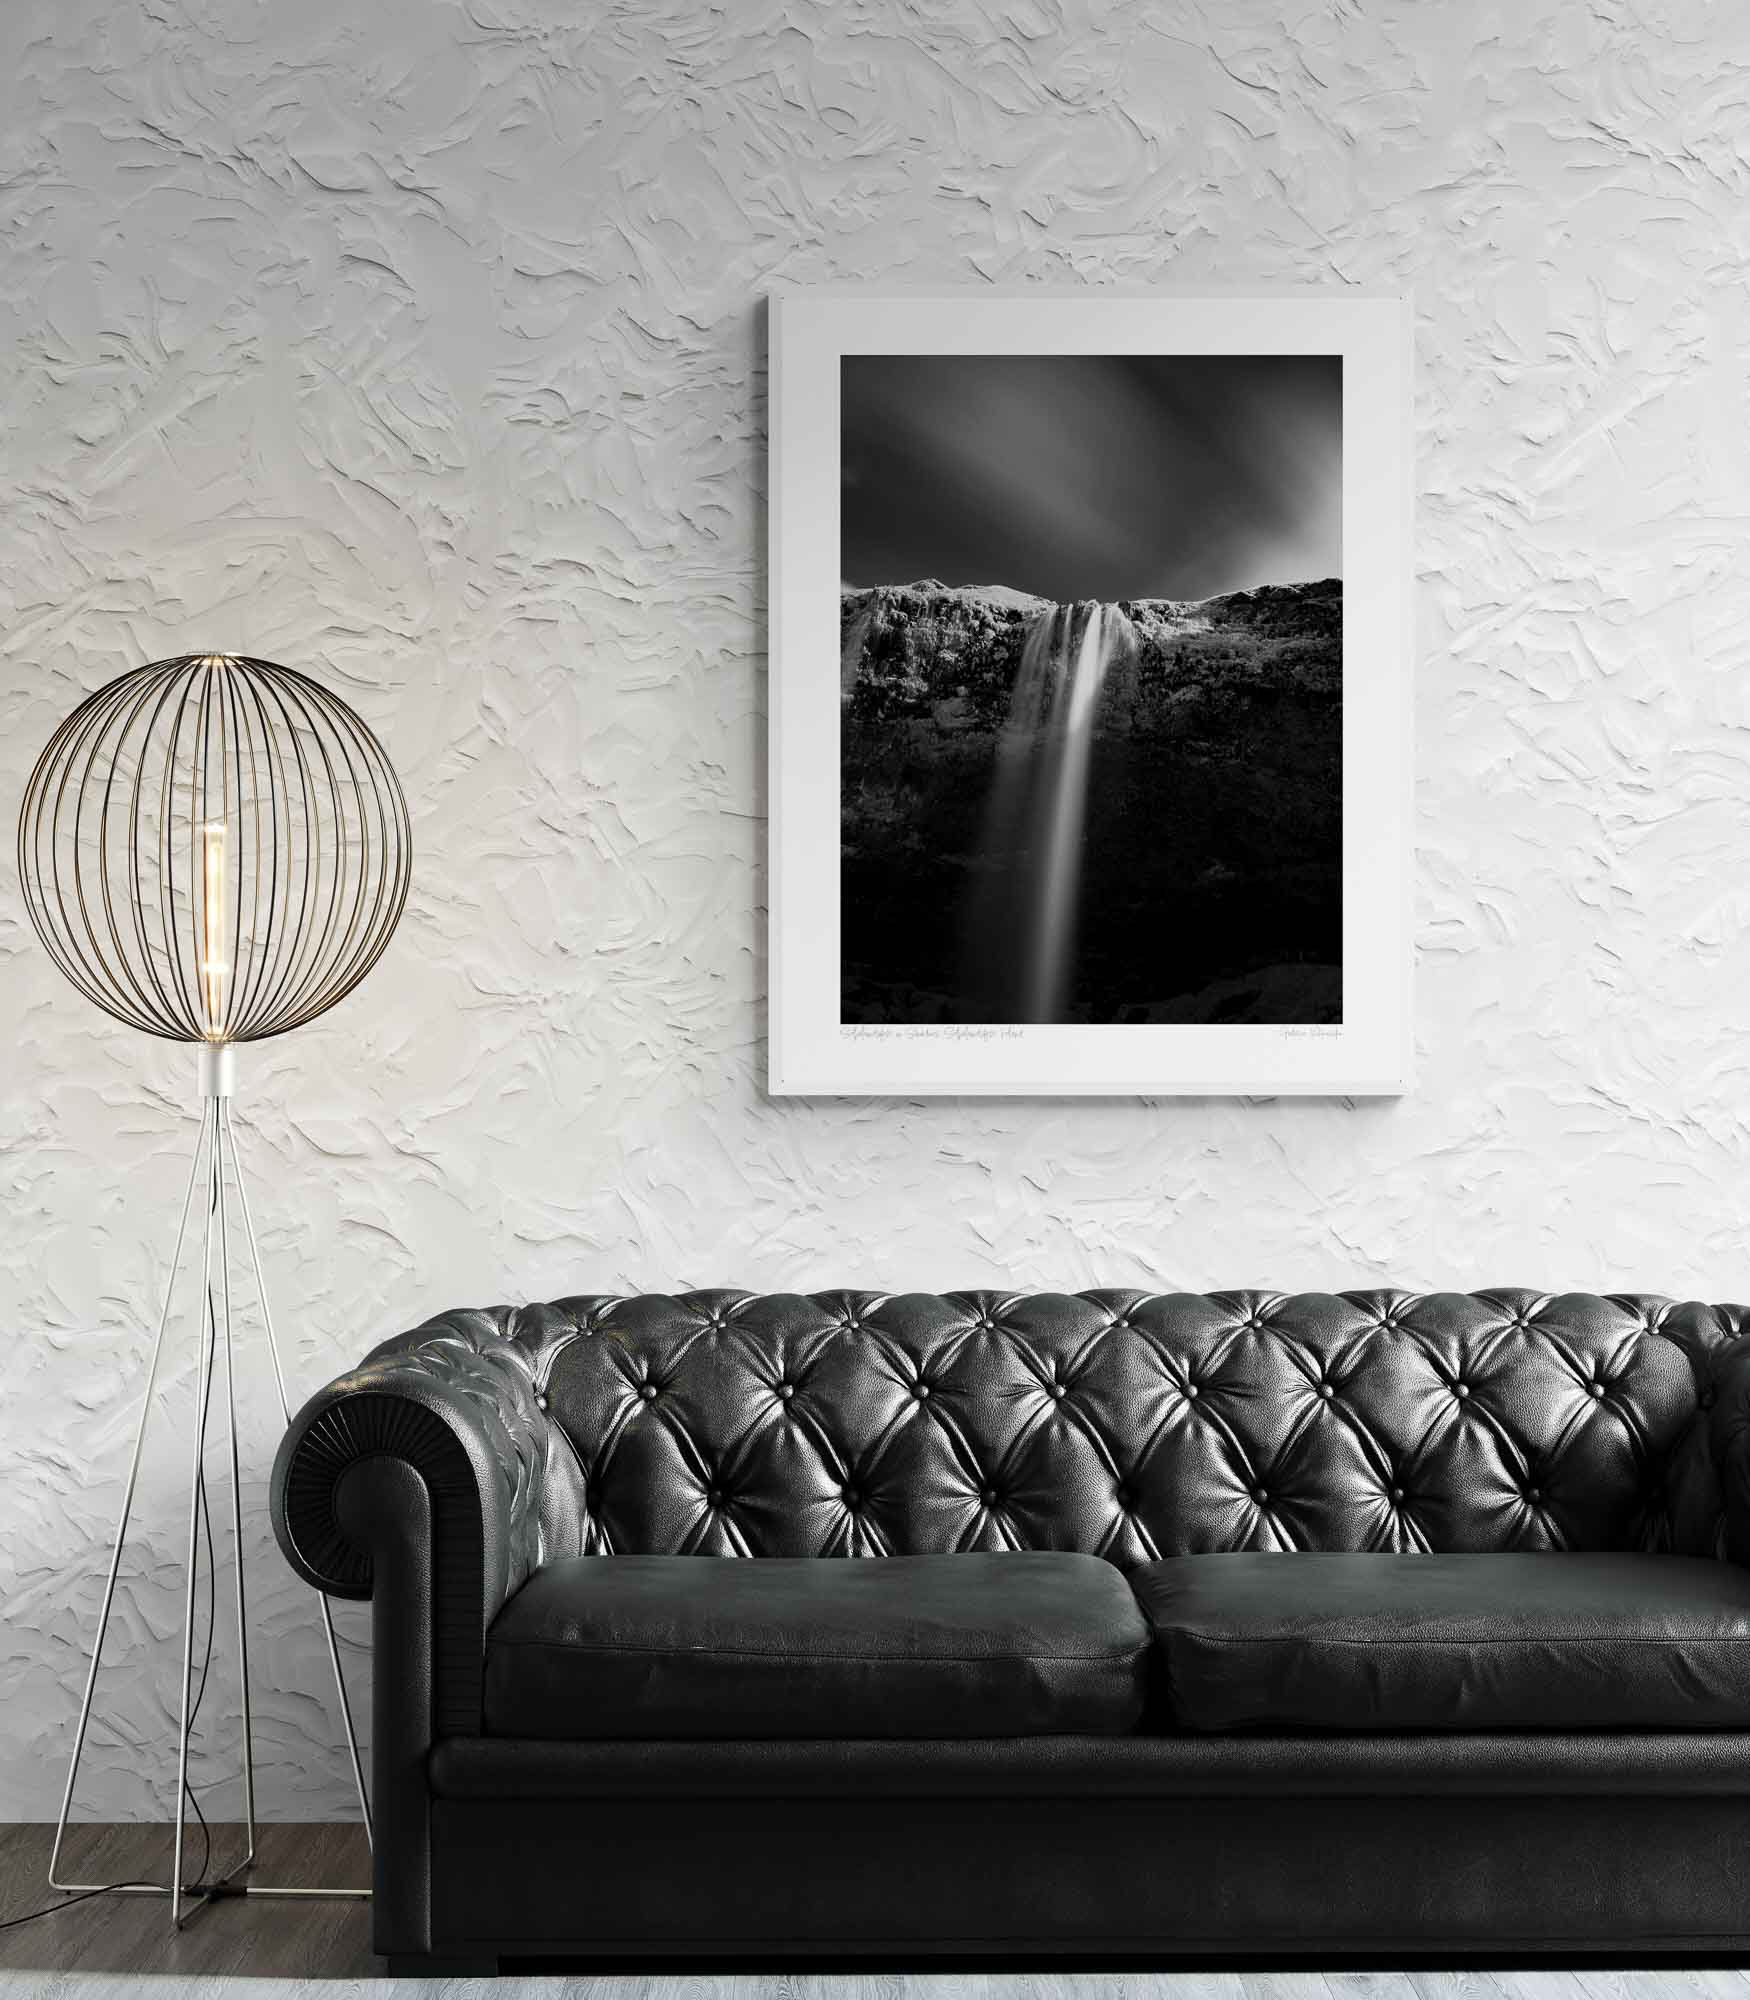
[270, 1308, 569, 1733]
[1709, 1331, 1750, 1565]
[271, 1308, 577, 1959]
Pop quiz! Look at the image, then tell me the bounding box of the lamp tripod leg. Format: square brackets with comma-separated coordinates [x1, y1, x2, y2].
[220, 1103, 372, 1844]
[48, 1108, 211, 1897]
[215, 1108, 257, 1870]
[170, 1098, 222, 1927]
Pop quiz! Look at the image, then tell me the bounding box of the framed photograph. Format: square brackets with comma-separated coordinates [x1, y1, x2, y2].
[769, 289, 1412, 1097]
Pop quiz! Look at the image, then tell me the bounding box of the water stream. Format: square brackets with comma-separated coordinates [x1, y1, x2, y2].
[966, 600, 1136, 1022]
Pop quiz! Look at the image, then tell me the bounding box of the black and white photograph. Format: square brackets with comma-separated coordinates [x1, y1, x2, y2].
[770, 290, 1410, 1096]
[839, 351, 1344, 1028]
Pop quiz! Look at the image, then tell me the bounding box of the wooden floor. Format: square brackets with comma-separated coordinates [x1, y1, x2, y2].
[0, 1822, 373, 1983]
[3, 1827, 1750, 1996]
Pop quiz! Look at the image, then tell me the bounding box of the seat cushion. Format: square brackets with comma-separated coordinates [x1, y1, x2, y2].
[1132, 1552, 1750, 1732]
[485, 1552, 1151, 1739]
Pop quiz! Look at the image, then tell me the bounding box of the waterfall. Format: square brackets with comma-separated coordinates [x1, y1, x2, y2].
[966, 601, 1136, 1022]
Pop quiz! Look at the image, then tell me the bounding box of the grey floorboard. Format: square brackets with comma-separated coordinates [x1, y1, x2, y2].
[1323, 1975, 1422, 2000]
[1243, 1975, 1332, 2000]
[0, 1981, 1735, 1996]
[1407, 1972, 1503, 2000]
[1490, 1975, 1592, 2000]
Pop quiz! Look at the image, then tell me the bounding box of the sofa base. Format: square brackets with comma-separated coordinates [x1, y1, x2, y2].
[415, 1786, 1750, 1962]
[385, 1957, 500, 1978]
[394, 1936, 1750, 1968]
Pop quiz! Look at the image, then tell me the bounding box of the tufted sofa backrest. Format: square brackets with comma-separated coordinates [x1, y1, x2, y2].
[491, 1289, 1742, 1566]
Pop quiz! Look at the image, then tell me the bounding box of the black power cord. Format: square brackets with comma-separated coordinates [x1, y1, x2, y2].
[3, 1254, 229, 1936]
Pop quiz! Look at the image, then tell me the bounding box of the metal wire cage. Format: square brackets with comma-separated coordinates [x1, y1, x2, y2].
[18, 653, 411, 1044]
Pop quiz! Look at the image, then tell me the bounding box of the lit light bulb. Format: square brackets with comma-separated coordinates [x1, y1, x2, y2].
[200, 819, 228, 1039]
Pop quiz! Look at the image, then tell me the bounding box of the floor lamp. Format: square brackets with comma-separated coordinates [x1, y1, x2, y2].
[17, 652, 412, 1927]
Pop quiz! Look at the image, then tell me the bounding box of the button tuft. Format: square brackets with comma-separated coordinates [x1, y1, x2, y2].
[639, 1383, 657, 1402]
[1389, 1486, 1405, 1504]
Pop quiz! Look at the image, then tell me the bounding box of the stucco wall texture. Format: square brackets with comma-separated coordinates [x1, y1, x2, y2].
[2, 0, 1747, 1819]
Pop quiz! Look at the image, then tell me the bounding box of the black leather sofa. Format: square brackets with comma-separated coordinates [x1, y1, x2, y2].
[270, 1288, 1750, 1973]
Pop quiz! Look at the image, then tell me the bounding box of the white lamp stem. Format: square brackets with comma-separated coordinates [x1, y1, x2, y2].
[198, 1042, 235, 1100]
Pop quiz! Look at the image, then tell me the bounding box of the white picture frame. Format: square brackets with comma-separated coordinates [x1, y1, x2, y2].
[769, 288, 1413, 1097]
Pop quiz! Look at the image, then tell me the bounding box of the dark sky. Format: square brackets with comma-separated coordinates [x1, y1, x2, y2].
[841, 353, 1342, 603]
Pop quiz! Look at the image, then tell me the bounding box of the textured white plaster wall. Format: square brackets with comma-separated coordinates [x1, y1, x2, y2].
[3, 0, 1749, 1820]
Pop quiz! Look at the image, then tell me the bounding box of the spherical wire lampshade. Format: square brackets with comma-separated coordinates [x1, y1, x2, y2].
[18, 654, 411, 1044]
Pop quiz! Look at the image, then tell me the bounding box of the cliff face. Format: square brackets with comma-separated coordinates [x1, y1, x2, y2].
[840, 576, 1341, 721]
[839, 579, 1343, 1025]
